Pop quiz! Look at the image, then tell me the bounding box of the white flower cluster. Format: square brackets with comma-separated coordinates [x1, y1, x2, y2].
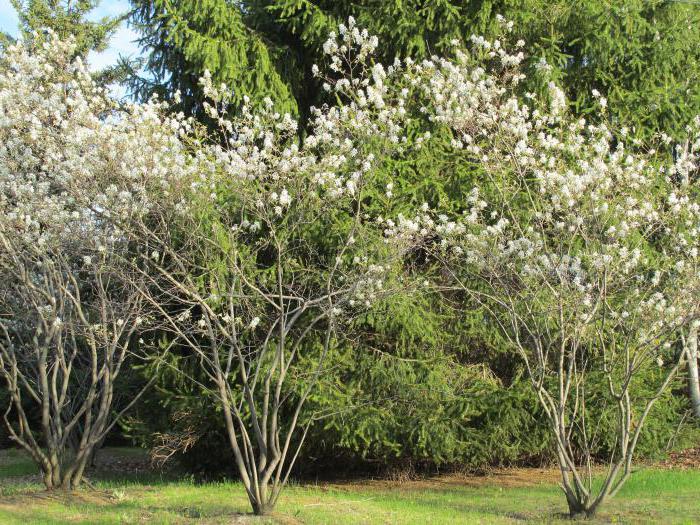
[7, 21, 700, 359]
[0, 32, 197, 254]
[194, 22, 424, 266]
[394, 24, 700, 349]
[349, 263, 390, 308]
[322, 16, 379, 64]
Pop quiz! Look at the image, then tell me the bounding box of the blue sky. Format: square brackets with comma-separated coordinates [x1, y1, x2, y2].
[0, 0, 142, 72]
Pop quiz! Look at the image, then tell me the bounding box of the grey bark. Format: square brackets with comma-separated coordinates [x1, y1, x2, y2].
[685, 323, 700, 419]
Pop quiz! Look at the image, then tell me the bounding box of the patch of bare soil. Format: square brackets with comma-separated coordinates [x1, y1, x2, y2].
[327, 467, 563, 492]
[92, 448, 153, 475]
[656, 447, 700, 470]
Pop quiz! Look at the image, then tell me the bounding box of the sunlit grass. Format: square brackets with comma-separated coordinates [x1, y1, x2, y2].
[1, 448, 699, 524]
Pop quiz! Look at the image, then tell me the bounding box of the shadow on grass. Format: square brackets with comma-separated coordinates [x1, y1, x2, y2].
[2, 448, 698, 524]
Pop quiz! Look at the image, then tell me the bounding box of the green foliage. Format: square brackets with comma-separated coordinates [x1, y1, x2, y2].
[8, 0, 139, 84]
[11, 0, 122, 57]
[301, 351, 549, 470]
[129, 351, 694, 476]
[128, 287, 695, 475]
[300, 348, 693, 471]
[114, 0, 700, 476]
[131, 0, 700, 139]
[129, 0, 299, 117]
[517, 0, 700, 141]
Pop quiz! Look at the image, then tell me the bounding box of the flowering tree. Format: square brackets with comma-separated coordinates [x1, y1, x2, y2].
[410, 24, 700, 516]
[5, 17, 698, 519]
[0, 35, 188, 489]
[118, 19, 428, 515]
[0, 235, 156, 489]
[686, 322, 700, 418]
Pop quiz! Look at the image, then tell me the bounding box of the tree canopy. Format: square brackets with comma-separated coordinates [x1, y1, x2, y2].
[11, 0, 122, 56]
[3, 1, 700, 518]
[130, 0, 700, 138]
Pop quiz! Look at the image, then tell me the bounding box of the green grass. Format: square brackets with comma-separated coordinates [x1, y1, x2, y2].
[1, 448, 699, 524]
[0, 448, 40, 478]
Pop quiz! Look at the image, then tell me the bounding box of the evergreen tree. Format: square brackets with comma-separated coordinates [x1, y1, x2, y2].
[129, 0, 300, 117]
[11, 0, 122, 57]
[9, 0, 138, 85]
[125, 1, 700, 472]
[130, 0, 700, 139]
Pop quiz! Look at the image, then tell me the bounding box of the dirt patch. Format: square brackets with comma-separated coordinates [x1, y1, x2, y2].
[656, 447, 700, 470]
[325, 467, 564, 492]
[92, 447, 153, 475]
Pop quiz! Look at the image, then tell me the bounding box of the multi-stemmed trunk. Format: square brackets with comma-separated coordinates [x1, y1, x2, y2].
[530, 344, 685, 519]
[685, 323, 700, 419]
[211, 318, 333, 516]
[2, 363, 149, 491]
[3, 376, 109, 491]
[137, 264, 337, 515]
[36, 450, 92, 491]
[0, 241, 154, 493]
[129, 215, 374, 516]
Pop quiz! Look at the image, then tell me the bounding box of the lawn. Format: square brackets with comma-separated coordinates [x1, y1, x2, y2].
[0, 448, 698, 524]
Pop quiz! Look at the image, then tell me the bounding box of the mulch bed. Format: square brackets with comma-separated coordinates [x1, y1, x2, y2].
[657, 447, 700, 470]
[93, 451, 152, 475]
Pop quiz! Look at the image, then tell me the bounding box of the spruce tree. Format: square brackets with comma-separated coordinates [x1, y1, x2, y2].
[9, 0, 138, 85]
[129, 0, 300, 117]
[12, 0, 122, 57]
[130, 0, 700, 139]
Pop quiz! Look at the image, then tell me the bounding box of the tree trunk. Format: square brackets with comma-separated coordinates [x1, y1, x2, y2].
[251, 500, 272, 516]
[566, 497, 598, 519]
[564, 487, 586, 519]
[42, 470, 56, 490]
[87, 435, 106, 468]
[686, 323, 700, 419]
